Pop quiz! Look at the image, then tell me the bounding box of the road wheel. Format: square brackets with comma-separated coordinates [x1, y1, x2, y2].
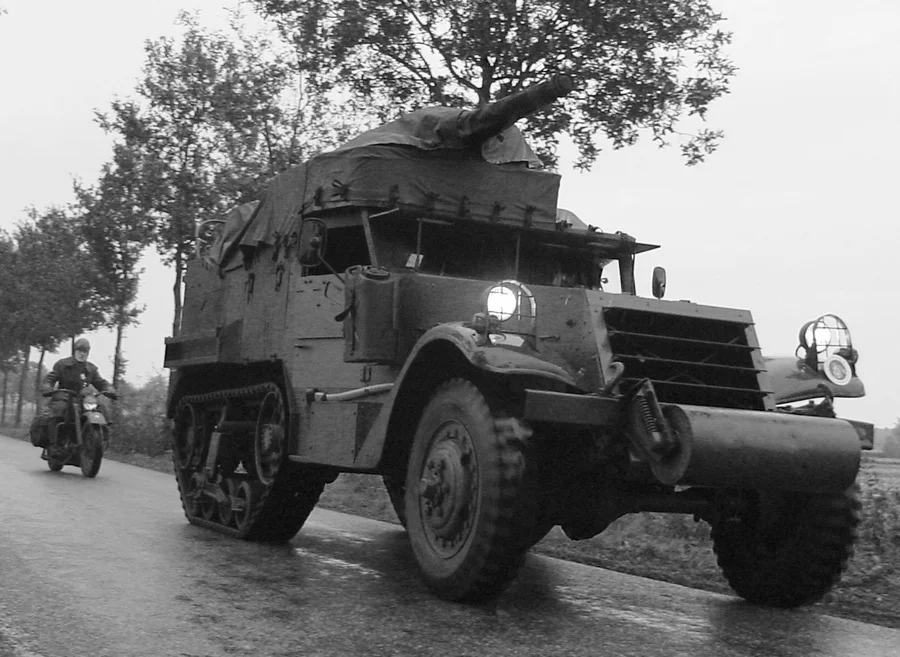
[79, 425, 103, 478]
[254, 389, 286, 486]
[382, 475, 407, 528]
[711, 485, 861, 607]
[404, 378, 532, 602]
[47, 458, 64, 472]
[233, 480, 262, 535]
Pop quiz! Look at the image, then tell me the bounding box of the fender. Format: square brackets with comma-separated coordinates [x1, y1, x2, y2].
[83, 411, 108, 425]
[766, 356, 865, 405]
[353, 322, 578, 468]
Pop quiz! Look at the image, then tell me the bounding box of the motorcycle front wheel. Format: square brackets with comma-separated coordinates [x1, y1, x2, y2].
[80, 424, 104, 478]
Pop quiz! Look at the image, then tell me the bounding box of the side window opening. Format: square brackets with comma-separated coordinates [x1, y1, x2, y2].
[302, 225, 371, 275]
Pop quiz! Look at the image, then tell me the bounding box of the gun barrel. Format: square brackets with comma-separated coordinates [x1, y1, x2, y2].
[458, 75, 574, 145]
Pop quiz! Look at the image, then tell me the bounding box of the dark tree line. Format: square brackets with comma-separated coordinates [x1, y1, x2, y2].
[0, 207, 132, 426]
[3, 2, 734, 425]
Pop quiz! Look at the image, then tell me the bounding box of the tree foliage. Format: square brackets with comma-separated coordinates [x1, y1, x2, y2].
[13, 208, 108, 349]
[74, 144, 155, 386]
[95, 10, 353, 334]
[0, 230, 23, 378]
[4, 208, 111, 424]
[252, 0, 735, 166]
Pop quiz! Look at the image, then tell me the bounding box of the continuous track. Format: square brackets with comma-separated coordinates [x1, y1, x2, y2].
[172, 382, 326, 541]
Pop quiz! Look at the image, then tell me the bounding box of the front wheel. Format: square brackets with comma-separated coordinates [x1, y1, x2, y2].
[711, 485, 861, 607]
[80, 424, 104, 478]
[404, 378, 532, 602]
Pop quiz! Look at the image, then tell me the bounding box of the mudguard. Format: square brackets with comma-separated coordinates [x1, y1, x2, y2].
[353, 323, 577, 468]
[766, 356, 865, 405]
[409, 323, 577, 383]
[84, 411, 108, 425]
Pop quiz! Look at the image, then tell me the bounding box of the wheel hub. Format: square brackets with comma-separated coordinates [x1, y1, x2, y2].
[418, 421, 476, 555]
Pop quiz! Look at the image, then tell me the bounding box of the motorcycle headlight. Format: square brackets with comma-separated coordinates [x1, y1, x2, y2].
[82, 402, 98, 411]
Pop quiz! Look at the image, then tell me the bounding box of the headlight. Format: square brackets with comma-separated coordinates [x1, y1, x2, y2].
[800, 314, 851, 354]
[797, 314, 857, 376]
[823, 355, 852, 386]
[486, 284, 519, 321]
[479, 280, 537, 336]
[82, 402, 98, 411]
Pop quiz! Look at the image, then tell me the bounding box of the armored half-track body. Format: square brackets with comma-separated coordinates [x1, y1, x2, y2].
[165, 75, 866, 607]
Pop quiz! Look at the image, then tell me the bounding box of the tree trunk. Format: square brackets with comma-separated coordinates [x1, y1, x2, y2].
[1, 369, 8, 425]
[172, 247, 184, 337]
[113, 316, 125, 388]
[33, 347, 46, 412]
[15, 345, 30, 426]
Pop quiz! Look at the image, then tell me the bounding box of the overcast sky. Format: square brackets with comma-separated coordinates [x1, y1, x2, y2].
[0, 1, 897, 428]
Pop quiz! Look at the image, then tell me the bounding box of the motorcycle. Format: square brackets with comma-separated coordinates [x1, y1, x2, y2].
[40, 387, 117, 477]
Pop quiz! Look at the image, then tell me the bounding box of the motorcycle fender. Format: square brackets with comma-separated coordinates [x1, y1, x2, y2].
[353, 323, 577, 468]
[765, 356, 865, 405]
[84, 411, 108, 425]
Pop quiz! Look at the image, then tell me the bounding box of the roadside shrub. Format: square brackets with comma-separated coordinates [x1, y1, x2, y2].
[843, 461, 900, 584]
[109, 374, 171, 456]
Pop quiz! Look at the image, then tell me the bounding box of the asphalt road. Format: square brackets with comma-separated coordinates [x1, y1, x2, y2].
[1, 435, 898, 657]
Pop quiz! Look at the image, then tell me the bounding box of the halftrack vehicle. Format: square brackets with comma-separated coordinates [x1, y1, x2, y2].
[165, 75, 866, 607]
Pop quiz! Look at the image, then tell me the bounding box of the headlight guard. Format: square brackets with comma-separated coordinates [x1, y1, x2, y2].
[475, 280, 537, 340]
[796, 314, 857, 383]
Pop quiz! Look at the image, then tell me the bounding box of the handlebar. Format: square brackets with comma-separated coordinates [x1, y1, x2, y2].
[42, 388, 117, 400]
[42, 388, 76, 398]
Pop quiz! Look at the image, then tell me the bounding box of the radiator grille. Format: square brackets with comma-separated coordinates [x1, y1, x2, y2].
[603, 308, 768, 410]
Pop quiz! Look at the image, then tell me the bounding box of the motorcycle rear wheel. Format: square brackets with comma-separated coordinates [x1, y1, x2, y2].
[80, 425, 104, 478]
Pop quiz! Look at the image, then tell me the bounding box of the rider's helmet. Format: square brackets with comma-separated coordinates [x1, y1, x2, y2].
[73, 338, 91, 362]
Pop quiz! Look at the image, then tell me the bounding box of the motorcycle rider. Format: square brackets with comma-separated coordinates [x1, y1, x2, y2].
[42, 338, 115, 447]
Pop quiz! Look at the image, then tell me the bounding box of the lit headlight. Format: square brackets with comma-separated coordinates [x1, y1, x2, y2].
[486, 284, 519, 321]
[480, 280, 537, 335]
[82, 402, 98, 411]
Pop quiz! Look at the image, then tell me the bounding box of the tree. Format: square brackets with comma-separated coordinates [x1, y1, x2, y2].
[74, 144, 154, 388]
[0, 230, 23, 425]
[251, 0, 735, 166]
[11, 207, 108, 424]
[95, 11, 353, 335]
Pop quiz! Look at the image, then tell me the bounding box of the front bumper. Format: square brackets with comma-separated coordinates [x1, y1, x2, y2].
[524, 390, 861, 493]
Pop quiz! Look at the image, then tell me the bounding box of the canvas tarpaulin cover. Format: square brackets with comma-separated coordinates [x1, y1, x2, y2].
[213, 108, 561, 268]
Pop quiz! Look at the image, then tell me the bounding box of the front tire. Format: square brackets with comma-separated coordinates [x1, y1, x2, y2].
[80, 425, 103, 478]
[711, 485, 861, 607]
[404, 378, 532, 602]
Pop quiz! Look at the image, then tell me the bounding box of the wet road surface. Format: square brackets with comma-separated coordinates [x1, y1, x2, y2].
[1, 434, 898, 657]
